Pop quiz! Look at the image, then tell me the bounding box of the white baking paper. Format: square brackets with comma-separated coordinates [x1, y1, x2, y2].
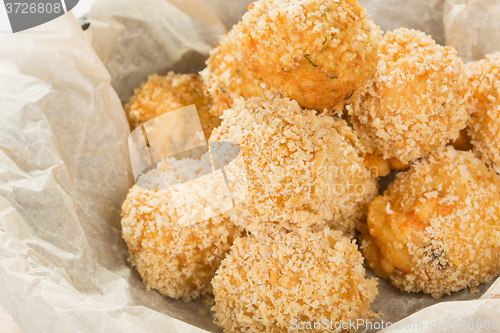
[444, 0, 500, 63]
[0, 13, 217, 333]
[86, 0, 226, 103]
[0, 1, 498, 332]
[359, 0, 446, 45]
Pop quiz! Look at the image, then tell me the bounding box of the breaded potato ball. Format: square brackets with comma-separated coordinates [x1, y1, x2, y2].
[466, 53, 500, 173]
[200, 40, 272, 116]
[361, 146, 500, 298]
[124, 72, 221, 140]
[349, 28, 471, 165]
[212, 229, 378, 333]
[210, 96, 378, 235]
[202, 0, 381, 116]
[121, 158, 242, 302]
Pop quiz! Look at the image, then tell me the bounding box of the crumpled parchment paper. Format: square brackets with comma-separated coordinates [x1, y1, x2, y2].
[86, 0, 227, 104]
[359, 0, 446, 45]
[0, 1, 498, 332]
[0, 13, 216, 333]
[444, 0, 500, 63]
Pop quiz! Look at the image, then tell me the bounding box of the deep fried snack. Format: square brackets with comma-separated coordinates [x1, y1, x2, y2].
[202, 0, 381, 116]
[212, 229, 378, 333]
[350, 28, 471, 165]
[361, 146, 500, 298]
[124, 72, 221, 140]
[210, 96, 378, 235]
[121, 158, 242, 302]
[466, 53, 500, 173]
[200, 39, 271, 116]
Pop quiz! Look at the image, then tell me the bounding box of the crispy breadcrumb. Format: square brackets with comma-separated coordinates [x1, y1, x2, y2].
[202, 0, 381, 116]
[350, 28, 471, 165]
[210, 96, 378, 235]
[121, 158, 242, 302]
[466, 53, 500, 173]
[124, 72, 221, 140]
[200, 39, 272, 117]
[212, 229, 378, 333]
[361, 146, 500, 298]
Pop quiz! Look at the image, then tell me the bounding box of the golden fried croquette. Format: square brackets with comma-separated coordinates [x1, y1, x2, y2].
[209, 96, 378, 235]
[466, 53, 500, 173]
[121, 158, 242, 302]
[349, 28, 471, 165]
[202, 0, 382, 116]
[212, 229, 378, 333]
[124, 72, 221, 140]
[361, 146, 500, 298]
[200, 40, 272, 116]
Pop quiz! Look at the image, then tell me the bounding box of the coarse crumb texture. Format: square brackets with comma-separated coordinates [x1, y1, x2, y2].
[212, 229, 378, 333]
[210, 96, 378, 235]
[121, 158, 242, 302]
[361, 146, 500, 298]
[200, 39, 273, 116]
[136, 153, 213, 189]
[466, 53, 500, 173]
[124, 72, 221, 140]
[202, 0, 381, 116]
[349, 28, 471, 164]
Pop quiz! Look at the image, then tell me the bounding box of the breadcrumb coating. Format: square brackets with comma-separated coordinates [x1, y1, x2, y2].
[202, 0, 381, 116]
[466, 53, 500, 173]
[200, 39, 272, 116]
[124, 72, 221, 140]
[121, 158, 242, 302]
[212, 229, 378, 333]
[210, 96, 378, 234]
[361, 146, 500, 298]
[350, 28, 471, 165]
